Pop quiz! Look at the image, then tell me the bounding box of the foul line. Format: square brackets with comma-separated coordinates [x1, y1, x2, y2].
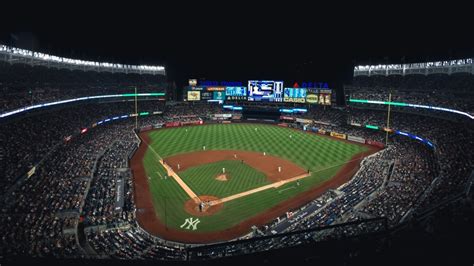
[209, 155, 366, 206]
[209, 173, 310, 206]
[160, 160, 201, 203]
[141, 135, 201, 204]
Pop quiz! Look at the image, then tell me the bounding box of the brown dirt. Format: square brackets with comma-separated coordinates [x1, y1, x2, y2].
[164, 150, 308, 183]
[130, 124, 381, 244]
[215, 173, 229, 181]
[184, 195, 223, 216]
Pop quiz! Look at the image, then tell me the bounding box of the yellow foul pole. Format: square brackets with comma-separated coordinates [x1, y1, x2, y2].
[385, 92, 392, 146]
[135, 86, 138, 130]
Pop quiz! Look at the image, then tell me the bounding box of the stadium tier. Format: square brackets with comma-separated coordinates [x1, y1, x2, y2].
[0, 50, 473, 263]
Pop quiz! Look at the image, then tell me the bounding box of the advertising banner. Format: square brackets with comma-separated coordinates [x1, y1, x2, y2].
[350, 121, 362, 127]
[347, 135, 365, 143]
[187, 91, 201, 101]
[213, 91, 225, 101]
[305, 93, 318, 104]
[153, 123, 164, 129]
[313, 120, 333, 126]
[213, 114, 232, 118]
[165, 121, 181, 128]
[280, 116, 296, 121]
[206, 87, 225, 91]
[295, 118, 313, 124]
[201, 91, 213, 100]
[283, 88, 307, 103]
[330, 131, 347, 139]
[181, 120, 203, 126]
[232, 114, 242, 120]
[225, 87, 247, 101]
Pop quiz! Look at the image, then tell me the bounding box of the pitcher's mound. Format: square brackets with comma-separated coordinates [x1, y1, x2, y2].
[215, 173, 230, 181]
[184, 195, 223, 217]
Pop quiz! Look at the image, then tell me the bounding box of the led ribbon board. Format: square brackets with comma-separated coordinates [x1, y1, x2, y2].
[349, 98, 473, 119]
[0, 93, 166, 119]
[395, 130, 434, 148]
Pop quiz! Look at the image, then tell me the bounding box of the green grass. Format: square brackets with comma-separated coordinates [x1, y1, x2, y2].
[179, 160, 270, 198]
[142, 123, 369, 232]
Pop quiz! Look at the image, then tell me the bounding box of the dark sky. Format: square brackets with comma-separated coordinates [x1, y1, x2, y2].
[1, 3, 473, 89]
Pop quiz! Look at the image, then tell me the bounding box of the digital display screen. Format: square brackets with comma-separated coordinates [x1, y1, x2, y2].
[283, 88, 307, 103]
[248, 80, 283, 102]
[201, 91, 213, 100]
[306, 93, 319, 104]
[225, 87, 247, 101]
[187, 91, 201, 101]
[213, 91, 225, 101]
[318, 94, 331, 105]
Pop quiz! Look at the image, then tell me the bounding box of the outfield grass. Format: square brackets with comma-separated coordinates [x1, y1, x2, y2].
[142, 123, 368, 232]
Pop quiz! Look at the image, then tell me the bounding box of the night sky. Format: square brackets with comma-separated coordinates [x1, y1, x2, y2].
[1, 3, 472, 91]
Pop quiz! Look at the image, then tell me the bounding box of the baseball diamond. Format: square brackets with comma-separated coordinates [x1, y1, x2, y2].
[130, 123, 378, 243]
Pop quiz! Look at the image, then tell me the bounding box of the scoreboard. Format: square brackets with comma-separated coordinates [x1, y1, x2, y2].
[248, 80, 284, 102]
[185, 80, 331, 105]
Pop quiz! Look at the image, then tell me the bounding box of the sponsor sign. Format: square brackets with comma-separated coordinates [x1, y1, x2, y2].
[306, 93, 319, 104]
[347, 135, 365, 143]
[206, 87, 225, 91]
[330, 132, 347, 139]
[181, 120, 203, 126]
[187, 91, 201, 101]
[295, 118, 313, 124]
[213, 114, 232, 118]
[280, 116, 296, 121]
[153, 123, 164, 129]
[350, 121, 362, 127]
[318, 129, 327, 135]
[232, 114, 242, 120]
[165, 121, 181, 128]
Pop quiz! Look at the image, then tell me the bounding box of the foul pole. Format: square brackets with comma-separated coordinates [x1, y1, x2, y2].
[385, 92, 392, 146]
[135, 86, 138, 130]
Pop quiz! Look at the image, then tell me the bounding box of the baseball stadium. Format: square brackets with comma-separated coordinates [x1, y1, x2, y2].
[0, 32, 473, 265]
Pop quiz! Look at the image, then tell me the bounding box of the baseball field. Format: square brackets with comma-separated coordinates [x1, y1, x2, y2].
[130, 123, 378, 243]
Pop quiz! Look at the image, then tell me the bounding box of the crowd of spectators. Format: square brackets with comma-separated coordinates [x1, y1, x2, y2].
[347, 73, 474, 117]
[0, 61, 167, 113]
[1, 76, 472, 260]
[0, 100, 165, 195]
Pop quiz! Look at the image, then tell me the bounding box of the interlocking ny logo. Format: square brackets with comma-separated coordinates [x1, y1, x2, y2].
[180, 217, 200, 230]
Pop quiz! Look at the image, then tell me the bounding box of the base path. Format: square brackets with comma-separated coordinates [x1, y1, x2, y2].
[209, 173, 310, 206]
[160, 159, 200, 204]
